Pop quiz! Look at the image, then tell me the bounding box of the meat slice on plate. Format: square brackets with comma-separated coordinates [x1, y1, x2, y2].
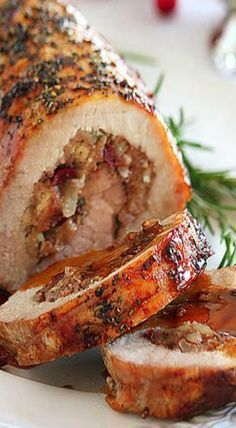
[0, 211, 211, 367]
[0, 0, 191, 291]
[103, 267, 236, 420]
[157, 266, 236, 335]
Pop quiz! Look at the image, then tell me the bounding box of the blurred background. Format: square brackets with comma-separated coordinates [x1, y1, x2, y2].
[72, 0, 235, 168]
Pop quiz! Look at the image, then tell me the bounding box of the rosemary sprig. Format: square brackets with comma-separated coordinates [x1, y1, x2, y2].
[152, 73, 165, 98]
[152, 75, 235, 266]
[120, 50, 157, 66]
[166, 109, 236, 267]
[219, 224, 236, 268]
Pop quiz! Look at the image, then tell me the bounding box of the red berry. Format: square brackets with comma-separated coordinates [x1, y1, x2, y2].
[52, 166, 77, 186]
[155, 0, 176, 15]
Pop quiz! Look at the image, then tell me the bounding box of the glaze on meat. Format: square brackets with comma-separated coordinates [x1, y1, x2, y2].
[0, 211, 211, 366]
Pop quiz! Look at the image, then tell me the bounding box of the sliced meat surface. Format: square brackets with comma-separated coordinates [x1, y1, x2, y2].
[103, 267, 236, 420]
[0, 211, 211, 366]
[37, 166, 126, 271]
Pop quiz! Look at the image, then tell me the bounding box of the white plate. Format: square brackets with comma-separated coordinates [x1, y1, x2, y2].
[2, 351, 236, 428]
[0, 0, 235, 427]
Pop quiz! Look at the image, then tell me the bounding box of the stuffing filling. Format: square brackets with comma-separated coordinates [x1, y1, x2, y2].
[143, 322, 234, 353]
[23, 130, 154, 266]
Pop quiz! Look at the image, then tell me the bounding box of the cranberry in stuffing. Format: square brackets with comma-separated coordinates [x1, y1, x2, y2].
[103, 142, 117, 168]
[52, 166, 77, 186]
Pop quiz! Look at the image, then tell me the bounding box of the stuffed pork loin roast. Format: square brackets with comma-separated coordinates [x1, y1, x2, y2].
[0, 0, 190, 291]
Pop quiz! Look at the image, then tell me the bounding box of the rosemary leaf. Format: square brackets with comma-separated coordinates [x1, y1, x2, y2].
[121, 50, 157, 65]
[153, 73, 165, 97]
[177, 140, 212, 151]
[219, 223, 236, 268]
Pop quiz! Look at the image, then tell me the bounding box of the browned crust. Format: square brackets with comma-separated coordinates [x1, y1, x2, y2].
[103, 351, 236, 420]
[0, 211, 211, 366]
[0, 0, 190, 207]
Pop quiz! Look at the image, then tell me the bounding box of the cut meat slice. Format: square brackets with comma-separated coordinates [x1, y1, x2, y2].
[103, 267, 236, 420]
[156, 266, 236, 336]
[0, 211, 211, 366]
[0, 0, 191, 291]
[104, 322, 236, 420]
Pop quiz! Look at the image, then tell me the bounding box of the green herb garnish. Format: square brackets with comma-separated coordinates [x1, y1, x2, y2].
[152, 73, 165, 98]
[121, 50, 157, 66]
[166, 108, 236, 268]
[152, 75, 236, 267]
